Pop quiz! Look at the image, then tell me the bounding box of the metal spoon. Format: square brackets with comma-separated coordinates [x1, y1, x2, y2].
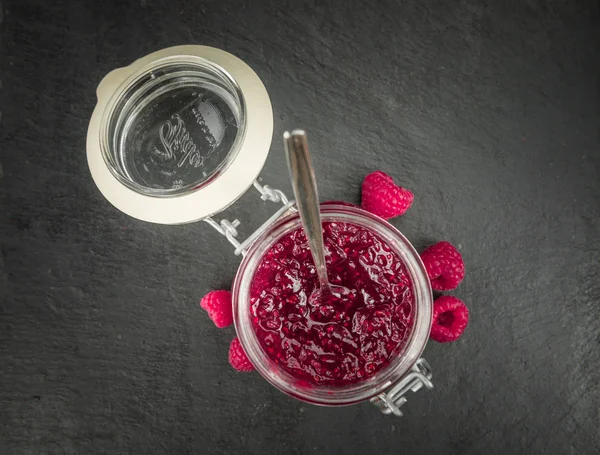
[283, 130, 352, 306]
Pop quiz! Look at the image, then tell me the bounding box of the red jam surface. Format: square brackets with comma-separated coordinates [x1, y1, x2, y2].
[250, 221, 415, 386]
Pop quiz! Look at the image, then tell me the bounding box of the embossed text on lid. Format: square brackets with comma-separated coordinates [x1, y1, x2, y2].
[87, 45, 273, 224]
[102, 57, 246, 197]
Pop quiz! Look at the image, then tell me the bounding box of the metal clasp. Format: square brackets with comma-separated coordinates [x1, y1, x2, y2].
[252, 180, 289, 205]
[370, 358, 433, 417]
[204, 180, 295, 256]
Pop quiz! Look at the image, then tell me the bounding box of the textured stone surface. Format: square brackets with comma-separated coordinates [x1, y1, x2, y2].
[1, 0, 599, 453]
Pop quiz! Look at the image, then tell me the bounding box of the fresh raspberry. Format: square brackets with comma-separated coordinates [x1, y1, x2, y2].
[229, 337, 255, 372]
[430, 296, 469, 342]
[420, 241, 465, 291]
[200, 290, 233, 328]
[361, 171, 414, 219]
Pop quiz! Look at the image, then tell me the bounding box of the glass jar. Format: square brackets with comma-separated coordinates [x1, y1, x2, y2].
[232, 203, 433, 411]
[87, 46, 435, 416]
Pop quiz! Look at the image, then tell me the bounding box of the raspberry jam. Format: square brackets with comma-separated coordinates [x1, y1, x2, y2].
[250, 221, 415, 386]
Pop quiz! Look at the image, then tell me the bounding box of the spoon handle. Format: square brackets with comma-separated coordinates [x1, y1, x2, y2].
[283, 130, 329, 286]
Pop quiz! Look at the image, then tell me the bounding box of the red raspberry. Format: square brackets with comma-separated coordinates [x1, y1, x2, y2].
[420, 241, 465, 291]
[361, 171, 414, 219]
[200, 290, 233, 328]
[430, 296, 469, 342]
[229, 337, 255, 372]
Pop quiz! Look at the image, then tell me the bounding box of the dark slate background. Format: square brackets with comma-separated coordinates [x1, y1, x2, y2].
[1, 0, 599, 454]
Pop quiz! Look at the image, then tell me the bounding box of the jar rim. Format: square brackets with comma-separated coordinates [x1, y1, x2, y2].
[232, 204, 432, 406]
[99, 55, 248, 197]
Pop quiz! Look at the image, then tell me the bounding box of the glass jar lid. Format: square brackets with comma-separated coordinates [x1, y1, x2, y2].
[87, 45, 273, 224]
